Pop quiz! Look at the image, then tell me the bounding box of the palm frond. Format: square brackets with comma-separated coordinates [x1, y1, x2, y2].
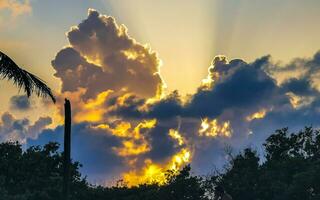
[0, 51, 56, 103]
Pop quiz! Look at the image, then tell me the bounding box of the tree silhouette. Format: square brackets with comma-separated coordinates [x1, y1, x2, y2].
[0, 127, 319, 199]
[207, 127, 320, 200]
[0, 51, 55, 103]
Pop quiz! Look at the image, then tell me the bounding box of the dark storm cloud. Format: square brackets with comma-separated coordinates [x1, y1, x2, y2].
[248, 98, 320, 149]
[280, 77, 319, 96]
[266, 51, 320, 83]
[110, 55, 288, 120]
[145, 119, 181, 162]
[107, 93, 146, 118]
[108, 91, 183, 119]
[146, 91, 183, 119]
[111, 51, 320, 125]
[52, 47, 104, 94]
[10, 95, 31, 110]
[185, 57, 280, 118]
[52, 9, 164, 100]
[106, 51, 320, 176]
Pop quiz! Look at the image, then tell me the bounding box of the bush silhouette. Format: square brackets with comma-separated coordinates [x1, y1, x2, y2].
[0, 127, 319, 200]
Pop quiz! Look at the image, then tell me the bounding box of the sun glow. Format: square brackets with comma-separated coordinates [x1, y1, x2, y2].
[91, 114, 193, 186]
[122, 129, 191, 186]
[287, 92, 314, 109]
[122, 50, 139, 60]
[93, 119, 157, 157]
[198, 118, 232, 138]
[122, 159, 167, 186]
[201, 55, 228, 90]
[169, 148, 191, 171]
[168, 129, 185, 146]
[122, 147, 191, 186]
[73, 90, 113, 123]
[83, 55, 103, 67]
[246, 109, 267, 121]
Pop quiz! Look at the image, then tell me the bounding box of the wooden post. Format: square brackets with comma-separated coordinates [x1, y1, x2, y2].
[63, 99, 71, 200]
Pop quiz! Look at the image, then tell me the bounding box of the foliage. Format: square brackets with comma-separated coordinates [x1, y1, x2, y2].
[0, 127, 319, 200]
[208, 127, 320, 200]
[0, 142, 88, 200]
[0, 51, 55, 103]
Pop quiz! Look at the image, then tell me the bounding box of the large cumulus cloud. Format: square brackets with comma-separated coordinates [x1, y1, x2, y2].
[52, 9, 164, 101]
[40, 10, 188, 184]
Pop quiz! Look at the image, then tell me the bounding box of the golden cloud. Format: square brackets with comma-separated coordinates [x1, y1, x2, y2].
[199, 118, 232, 138]
[122, 147, 191, 186]
[0, 0, 31, 17]
[92, 119, 156, 157]
[246, 109, 267, 121]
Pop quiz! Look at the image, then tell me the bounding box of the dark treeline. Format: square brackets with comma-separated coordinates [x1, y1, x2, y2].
[0, 127, 319, 200]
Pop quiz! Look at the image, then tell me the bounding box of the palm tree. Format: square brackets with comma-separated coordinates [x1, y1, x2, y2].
[0, 51, 56, 103]
[1, 51, 72, 197]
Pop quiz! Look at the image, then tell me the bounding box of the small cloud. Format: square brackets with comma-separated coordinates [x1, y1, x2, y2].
[0, 0, 31, 17]
[0, 112, 52, 143]
[10, 95, 32, 111]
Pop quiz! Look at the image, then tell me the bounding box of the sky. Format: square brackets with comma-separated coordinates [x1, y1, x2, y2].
[1, 0, 320, 185]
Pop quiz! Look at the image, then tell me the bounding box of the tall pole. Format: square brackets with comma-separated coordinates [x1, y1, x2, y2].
[63, 99, 71, 200]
